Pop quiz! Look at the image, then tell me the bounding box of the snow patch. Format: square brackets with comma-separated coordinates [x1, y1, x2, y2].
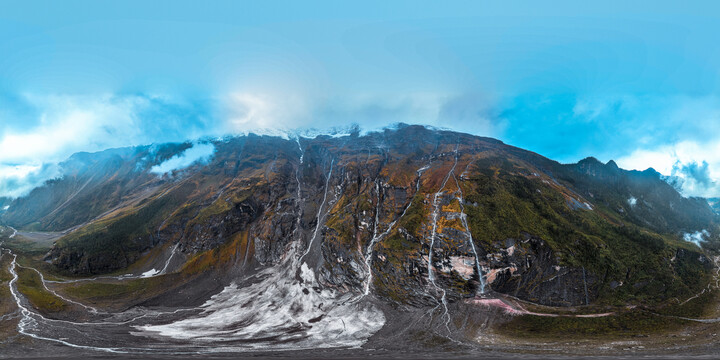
[136, 260, 385, 349]
[140, 269, 160, 278]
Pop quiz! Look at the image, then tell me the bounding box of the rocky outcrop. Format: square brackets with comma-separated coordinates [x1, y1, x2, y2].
[483, 235, 598, 306]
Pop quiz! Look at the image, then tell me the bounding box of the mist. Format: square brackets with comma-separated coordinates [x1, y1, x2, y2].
[3, 1, 720, 198]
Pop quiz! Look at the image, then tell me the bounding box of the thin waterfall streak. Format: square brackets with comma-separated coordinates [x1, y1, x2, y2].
[427, 149, 458, 333]
[291, 136, 305, 255]
[428, 155, 458, 283]
[453, 163, 486, 295]
[300, 158, 334, 262]
[159, 243, 180, 275]
[362, 164, 430, 296]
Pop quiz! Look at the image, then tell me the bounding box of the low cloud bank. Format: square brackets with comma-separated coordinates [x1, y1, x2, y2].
[0, 93, 221, 198]
[683, 230, 710, 247]
[4, 91, 720, 200]
[0, 163, 61, 198]
[150, 143, 216, 175]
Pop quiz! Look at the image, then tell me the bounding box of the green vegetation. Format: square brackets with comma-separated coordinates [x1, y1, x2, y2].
[655, 289, 718, 318]
[181, 231, 248, 275]
[1, 237, 53, 257]
[2, 127, 716, 328]
[63, 277, 164, 300]
[499, 310, 692, 338]
[384, 193, 426, 252]
[51, 181, 197, 275]
[15, 267, 67, 312]
[187, 189, 251, 228]
[0, 255, 15, 310]
[461, 156, 713, 306]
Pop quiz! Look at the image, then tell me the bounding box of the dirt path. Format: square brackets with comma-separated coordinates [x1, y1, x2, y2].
[467, 297, 614, 318]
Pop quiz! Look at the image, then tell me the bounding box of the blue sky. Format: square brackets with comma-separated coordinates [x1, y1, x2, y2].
[2, 1, 720, 197]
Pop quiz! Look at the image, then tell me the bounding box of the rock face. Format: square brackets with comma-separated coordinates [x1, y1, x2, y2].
[4, 125, 718, 307]
[484, 235, 598, 307]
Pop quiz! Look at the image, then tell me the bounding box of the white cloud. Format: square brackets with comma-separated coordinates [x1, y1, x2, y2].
[150, 143, 216, 175]
[0, 163, 62, 198]
[227, 93, 282, 129]
[0, 93, 227, 198]
[683, 230, 709, 247]
[627, 196, 637, 207]
[223, 92, 312, 135]
[617, 140, 720, 198]
[0, 94, 149, 197]
[572, 94, 720, 198]
[0, 94, 150, 164]
[0, 90, 502, 198]
[220, 90, 505, 138]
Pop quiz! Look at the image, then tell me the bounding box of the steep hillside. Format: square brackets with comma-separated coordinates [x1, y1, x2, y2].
[1, 143, 192, 231]
[2, 125, 718, 308]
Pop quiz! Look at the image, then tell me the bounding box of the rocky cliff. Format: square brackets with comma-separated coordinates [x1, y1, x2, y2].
[2, 124, 718, 307]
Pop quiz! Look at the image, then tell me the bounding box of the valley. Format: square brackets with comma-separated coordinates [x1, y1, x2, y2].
[1, 125, 720, 358]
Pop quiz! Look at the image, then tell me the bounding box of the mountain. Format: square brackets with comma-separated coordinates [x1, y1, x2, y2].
[707, 197, 720, 215]
[2, 125, 717, 312]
